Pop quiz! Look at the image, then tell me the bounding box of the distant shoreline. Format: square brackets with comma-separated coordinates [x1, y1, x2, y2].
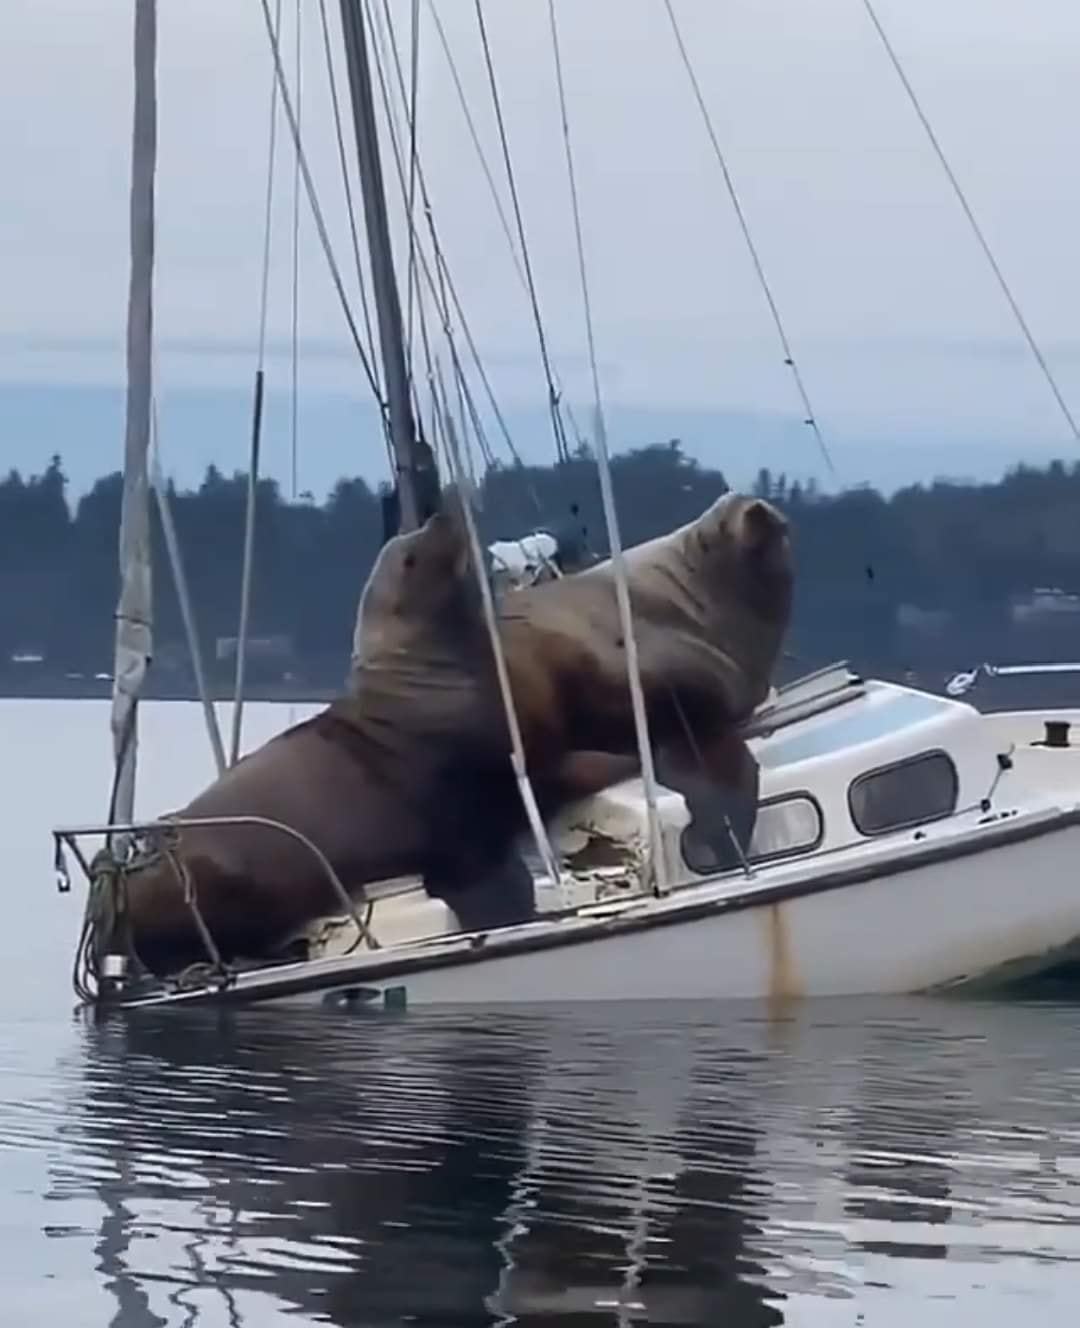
[0, 678, 338, 704]
[3, 668, 1076, 713]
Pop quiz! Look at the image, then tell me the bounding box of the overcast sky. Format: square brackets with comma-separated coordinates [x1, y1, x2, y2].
[3, 0, 1080, 497]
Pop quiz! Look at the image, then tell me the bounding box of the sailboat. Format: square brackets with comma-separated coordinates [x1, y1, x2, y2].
[50, 0, 1080, 1011]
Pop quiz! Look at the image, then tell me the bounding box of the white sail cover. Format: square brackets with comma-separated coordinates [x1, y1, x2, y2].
[487, 532, 560, 589]
[110, 0, 156, 826]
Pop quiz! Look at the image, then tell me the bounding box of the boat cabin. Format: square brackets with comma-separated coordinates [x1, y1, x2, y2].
[538, 663, 1023, 900]
[710, 671, 993, 864]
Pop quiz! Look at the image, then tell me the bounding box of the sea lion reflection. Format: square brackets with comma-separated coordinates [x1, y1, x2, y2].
[58, 1011, 785, 1326]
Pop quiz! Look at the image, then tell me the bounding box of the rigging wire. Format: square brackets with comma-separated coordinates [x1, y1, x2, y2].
[860, 0, 1080, 445]
[231, 0, 283, 766]
[451, 346, 476, 479]
[662, 0, 837, 479]
[546, 0, 668, 894]
[424, 225, 468, 458]
[256, 1, 283, 377]
[429, 250, 536, 482]
[366, 0, 546, 525]
[434, 353, 479, 494]
[368, 0, 445, 459]
[366, 0, 535, 492]
[547, 2, 601, 447]
[403, 0, 422, 374]
[473, 0, 571, 465]
[368, 0, 422, 386]
[290, 0, 302, 502]
[287, 0, 303, 735]
[255, 0, 388, 420]
[149, 390, 226, 776]
[431, 362, 564, 889]
[371, 0, 498, 484]
[314, 0, 384, 416]
[425, 0, 587, 457]
[426, 0, 520, 282]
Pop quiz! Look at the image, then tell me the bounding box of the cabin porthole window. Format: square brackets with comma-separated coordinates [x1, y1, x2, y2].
[680, 793, 823, 875]
[848, 750, 958, 837]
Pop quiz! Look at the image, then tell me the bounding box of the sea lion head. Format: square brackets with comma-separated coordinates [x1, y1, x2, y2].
[353, 484, 483, 665]
[688, 490, 793, 625]
[636, 489, 794, 723]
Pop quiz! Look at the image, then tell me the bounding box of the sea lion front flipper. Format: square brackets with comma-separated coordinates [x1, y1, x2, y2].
[423, 850, 537, 933]
[656, 730, 761, 872]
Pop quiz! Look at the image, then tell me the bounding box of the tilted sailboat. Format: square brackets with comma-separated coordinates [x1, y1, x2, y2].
[50, 0, 1080, 1011]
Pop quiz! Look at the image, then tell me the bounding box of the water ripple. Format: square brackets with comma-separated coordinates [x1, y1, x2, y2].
[2, 997, 1080, 1323]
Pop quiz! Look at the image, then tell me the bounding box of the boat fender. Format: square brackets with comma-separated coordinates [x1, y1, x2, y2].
[100, 952, 129, 996]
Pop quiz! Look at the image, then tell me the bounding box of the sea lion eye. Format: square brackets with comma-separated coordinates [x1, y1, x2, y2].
[403, 552, 416, 570]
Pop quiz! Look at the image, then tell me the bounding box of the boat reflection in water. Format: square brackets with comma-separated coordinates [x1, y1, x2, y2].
[45, 998, 1080, 1325]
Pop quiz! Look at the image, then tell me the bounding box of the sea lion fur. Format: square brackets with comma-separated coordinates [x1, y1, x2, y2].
[119, 493, 623, 975]
[118, 487, 791, 976]
[503, 491, 792, 749]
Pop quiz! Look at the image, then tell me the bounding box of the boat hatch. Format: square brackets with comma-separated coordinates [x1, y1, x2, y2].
[755, 686, 958, 770]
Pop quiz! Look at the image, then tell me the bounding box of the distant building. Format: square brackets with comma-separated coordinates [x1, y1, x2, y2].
[895, 604, 953, 636]
[212, 634, 296, 685]
[1010, 587, 1080, 624]
[214, 634, 294, 664]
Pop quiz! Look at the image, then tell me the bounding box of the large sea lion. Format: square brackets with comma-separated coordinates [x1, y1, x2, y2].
[113, 486, 791, 978]
[114, 494, 622, 976]
[502, 491, 791, 753]
[496, 490, 792, 870]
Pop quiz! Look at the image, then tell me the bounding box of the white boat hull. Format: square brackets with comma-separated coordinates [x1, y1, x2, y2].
[196, 806, 1080, 1010]
[57, 669, 1080, 1013]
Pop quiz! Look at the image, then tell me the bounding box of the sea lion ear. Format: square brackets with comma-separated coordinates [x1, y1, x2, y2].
[738, 497, 787, 551]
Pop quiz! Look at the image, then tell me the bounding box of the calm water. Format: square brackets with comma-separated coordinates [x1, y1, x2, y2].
[4, 699, 1080, 1325]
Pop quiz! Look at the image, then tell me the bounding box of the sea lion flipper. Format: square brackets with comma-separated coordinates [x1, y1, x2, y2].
[424, 851, 537, 933]
[656, 731, 761, 871]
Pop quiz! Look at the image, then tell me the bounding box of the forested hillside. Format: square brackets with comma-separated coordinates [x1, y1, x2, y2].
[3, 442, 1079, 696]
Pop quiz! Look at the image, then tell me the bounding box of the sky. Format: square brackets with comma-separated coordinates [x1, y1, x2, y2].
[3, 0, 1080, 501]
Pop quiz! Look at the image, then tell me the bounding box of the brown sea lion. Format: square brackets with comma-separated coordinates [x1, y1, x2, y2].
[497, 490, 791, 868]
[354, 486, 790, 870]
[503, 492, 792, 747]
[116, 487, 791, 978]
[115, 495, 627, 976]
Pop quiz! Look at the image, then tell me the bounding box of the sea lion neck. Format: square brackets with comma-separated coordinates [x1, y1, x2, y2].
[348, 599, 498, 706]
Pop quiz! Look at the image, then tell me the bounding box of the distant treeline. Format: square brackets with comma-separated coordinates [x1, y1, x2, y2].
[3, 442, 1080, 696]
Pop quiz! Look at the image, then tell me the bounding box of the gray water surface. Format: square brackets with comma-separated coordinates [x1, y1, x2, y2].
[5, 998, 1080, 1326]
[4, 700, 1080, 1325]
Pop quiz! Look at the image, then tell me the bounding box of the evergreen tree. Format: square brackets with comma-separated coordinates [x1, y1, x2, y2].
[2, 445, 1080, 692]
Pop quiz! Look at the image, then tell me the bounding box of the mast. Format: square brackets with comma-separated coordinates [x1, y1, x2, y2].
[109, 0, 157, 834]
[337, 0, 438, 533]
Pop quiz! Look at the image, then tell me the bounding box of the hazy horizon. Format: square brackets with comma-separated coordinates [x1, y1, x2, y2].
[4, 376, 1075, 505]
[4, 0, 1080, 498]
